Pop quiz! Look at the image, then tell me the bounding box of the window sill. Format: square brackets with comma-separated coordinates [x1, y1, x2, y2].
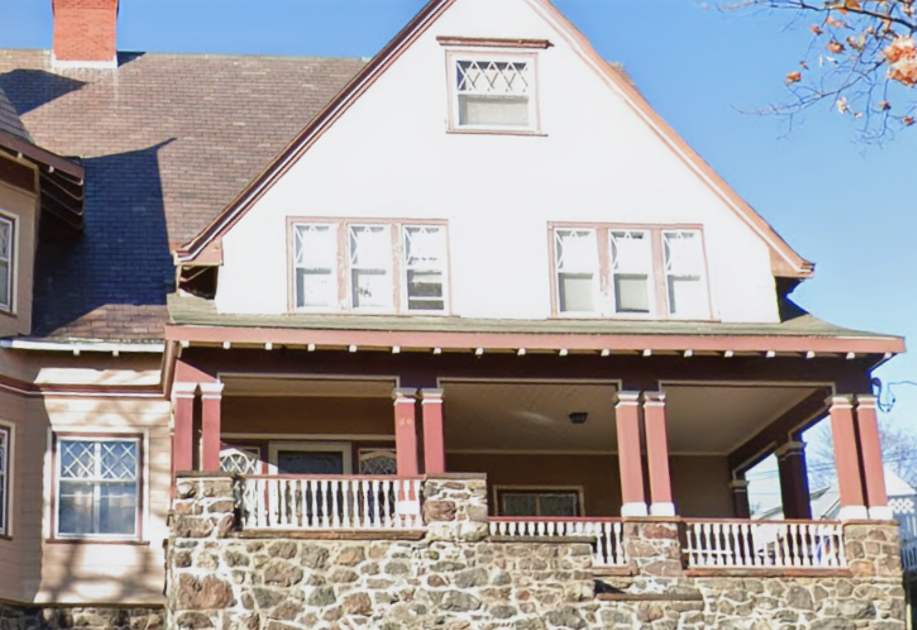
[0, 534, 12, 542]
[45, 538, 149, 546]
[447, 128, 547, 137]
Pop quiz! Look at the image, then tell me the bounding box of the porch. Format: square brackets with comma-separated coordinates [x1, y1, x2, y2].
[168, 345, 894, 572]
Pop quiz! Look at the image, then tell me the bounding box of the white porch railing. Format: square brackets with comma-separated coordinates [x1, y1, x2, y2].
[488, 517, 627, 567]
[240, 476, 423, 531]
[684, 519, 845, 569]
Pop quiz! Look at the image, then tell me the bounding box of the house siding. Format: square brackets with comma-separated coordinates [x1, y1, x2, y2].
[216, 0, 779, 324]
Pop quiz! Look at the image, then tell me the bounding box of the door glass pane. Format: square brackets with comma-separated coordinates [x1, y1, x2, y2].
[276, 450, 344, 475]
[539, 493, 579, 517]
[501, 494, 538, 516]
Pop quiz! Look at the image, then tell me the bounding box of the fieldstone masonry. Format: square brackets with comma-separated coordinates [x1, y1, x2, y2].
[167, 473, 906, 630]
[0, 604, 163, 630]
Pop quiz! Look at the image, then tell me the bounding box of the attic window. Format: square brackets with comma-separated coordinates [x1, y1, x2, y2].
[0, 214, 13, 312]
[449, 54, 539, 132]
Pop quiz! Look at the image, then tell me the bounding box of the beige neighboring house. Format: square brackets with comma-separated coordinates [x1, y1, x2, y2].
[0, 0, 908, 627]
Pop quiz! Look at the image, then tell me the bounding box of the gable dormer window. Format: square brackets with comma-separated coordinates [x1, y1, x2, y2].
[447, 53, 540, 133]
[0, 214, 13, 313]
[348, 224, 394, 311]
[293, 223, 338, 310]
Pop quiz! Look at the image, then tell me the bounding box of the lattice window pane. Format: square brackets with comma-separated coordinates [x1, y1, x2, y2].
[57, 438, 139, 538]
[404, 226, 446, 312]
[359, 450, 397, 476]
[501, 494, 538, 517]
[539, 493, 580, 517]
[220, 447, 261, 475]
[349, 225, 392, 309]
[555, 229, 597, 313]
[663, 230, 708, 319]
[0, 428, 8, 534]
[455, 60, 531, 128]
[294, 224, 337, 309]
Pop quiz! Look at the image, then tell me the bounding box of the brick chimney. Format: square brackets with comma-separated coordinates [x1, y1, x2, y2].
[52, 0, 119, 69]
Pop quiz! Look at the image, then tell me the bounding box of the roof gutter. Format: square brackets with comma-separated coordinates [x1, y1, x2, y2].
[0, 339, 165, 355]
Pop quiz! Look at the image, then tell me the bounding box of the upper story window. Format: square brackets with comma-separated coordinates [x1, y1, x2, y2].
[552, 224, 712, 320]
[290, 220, 450, 314]
[446, 50, 540, 133]
[0, 425, 10, 536]
[55, 436, 141, 540]
[0, 214, 13, 312]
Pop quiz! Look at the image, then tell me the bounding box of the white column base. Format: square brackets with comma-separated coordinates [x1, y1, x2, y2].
[650, 502, 676, 517]
[869, 505, 894, 521]
[621, 502, 648, 517]
[838, 505, 869, 520]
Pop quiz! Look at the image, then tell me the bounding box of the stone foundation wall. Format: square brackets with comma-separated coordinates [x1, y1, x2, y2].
[168, 474, 906, 630]
[0, 603, 163, 630]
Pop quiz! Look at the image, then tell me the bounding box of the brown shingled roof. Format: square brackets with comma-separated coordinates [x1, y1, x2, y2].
[0, 49, 365, 341]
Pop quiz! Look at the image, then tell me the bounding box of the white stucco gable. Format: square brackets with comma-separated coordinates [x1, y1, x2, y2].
[191, 0, 812, 323]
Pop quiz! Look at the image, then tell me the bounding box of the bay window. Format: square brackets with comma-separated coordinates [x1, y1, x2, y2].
[552, 224, 711, 320]
[56, 436, 141, 539]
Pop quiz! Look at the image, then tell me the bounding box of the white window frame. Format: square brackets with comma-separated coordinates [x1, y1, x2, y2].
[662, 229, 711, 320]
[267, 442, 353, 476]
[291, 222, 339, 312]
[0, 213, 14, 313]
[347, 224, 395, 313]
[0, 424, 11, 536]
[554, 228, 600, 317]
[401, 224, 449, 314]
[54, 436, 141, 541]
[449, 52, 540, 133]
[609, 229, 657, 318]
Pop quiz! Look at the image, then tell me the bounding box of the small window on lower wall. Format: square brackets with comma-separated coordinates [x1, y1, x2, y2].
[55, 436, 141, 540]
[0, 426, 10, 535]
[220, 446, 262, 475]
[496, 488, 581, 517]
[358, 449, 397, 475]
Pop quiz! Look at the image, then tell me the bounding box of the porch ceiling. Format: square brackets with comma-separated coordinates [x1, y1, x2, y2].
[442, 381, 821, 455]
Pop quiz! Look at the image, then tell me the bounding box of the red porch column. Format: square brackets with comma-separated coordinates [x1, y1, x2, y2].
[643, 392, 674, 517]
[420, 388, 445, 474]
[829, 394, 868, 520]
[615, 391, 647, 517]
[776, 440, 812, 520]
[171, 382, 197, 475]
[856, 395, 892, 520]
[200, 381, 224, 472]
[393, 389, 419, 476]
[730, 476, 751, 519]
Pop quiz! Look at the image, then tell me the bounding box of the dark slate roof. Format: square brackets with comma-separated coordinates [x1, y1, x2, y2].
[0, 85, 30, 142]
[0, 49, 365, 341]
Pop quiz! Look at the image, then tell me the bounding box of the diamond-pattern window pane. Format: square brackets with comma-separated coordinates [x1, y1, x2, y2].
[457, 60, 530, 95]
[499, 491, 581, 517]
[359, 450, 397, 476]
[611, 231, 652, 274]
[100, 442, 138, 481]
[555, 230, 597, 272]
[294, 224, 336, 269]
[0, 218, 10, 261]
[663, 231, 704, 276]
[405, 226, 444, 269]
[61, 441, 96, 479]
[220, 447, 261, 475]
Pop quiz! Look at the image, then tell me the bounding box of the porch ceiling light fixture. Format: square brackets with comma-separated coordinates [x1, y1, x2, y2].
[569, 411, 588, 425]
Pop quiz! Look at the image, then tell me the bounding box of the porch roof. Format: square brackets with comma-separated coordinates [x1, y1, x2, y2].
[166, 294, 904, 358]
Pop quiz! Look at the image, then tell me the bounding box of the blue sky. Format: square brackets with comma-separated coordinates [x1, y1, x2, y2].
[2, 0, 914, 458]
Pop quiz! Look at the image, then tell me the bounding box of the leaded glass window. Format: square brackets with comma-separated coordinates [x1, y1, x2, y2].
[403, 226, 446, 312]
[610, 230, 654, 314]
[554, 229, 598, 314]
[348, 225, 393, 310]
[220, 446, 261, 475]
[0, 216, 12, 311]
[57, 437, 140, 538]
[455, 59, 533, 128]
[358, 449, 397, 476]
[663, 230, 709, 319]
[498, 490, 580, 517]
[293, 223, 337, 309]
